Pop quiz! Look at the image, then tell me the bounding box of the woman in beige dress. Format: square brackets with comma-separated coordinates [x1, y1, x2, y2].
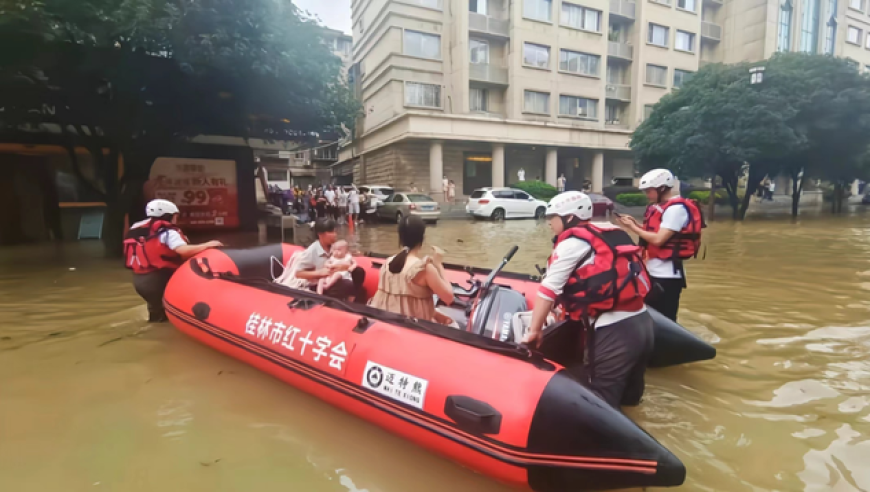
[369, 215, 455, 324]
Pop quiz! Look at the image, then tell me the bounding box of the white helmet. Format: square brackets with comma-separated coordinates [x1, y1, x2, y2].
[146, 199, 180, 217]
[546, 191, 594, 221]
[638, 169, 676, 190]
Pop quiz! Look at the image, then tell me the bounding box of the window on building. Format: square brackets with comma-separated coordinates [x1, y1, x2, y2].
[524, 0, 553, 21]
[559, 95, 598, 119]
[404, 30, 441, 59]
[607, 65, 627, 84]
[866, 32, 870, 47]
[470, 0, 488, 14]
[267, 169, 289, 182]
[824, 18, 837, 54]
[646, 64, 668, 86]
[561, 3, 601, 31]
[673, 69, 694, 88]
[675, 30, 696, 51]
[644, 105, 655, 120]
[405, 82, 441, 108]
[848, 26, 861, 44]
[850, 0, 862, 9]
[470, 39, 490, 64]
[524, 43, 551, 68]
[649, 23, 669, 47]
[779, 0, 793, 51]
[524, 90, 551, 113]
[677, 0, 697, 11]
[559, 49, 600, 76]
[605, 102, 623, 124]
[470, 88, 490, 112]
[800, 0, 820, 53]
[334, 38, 352, 55]
[846, 58, 859, 69]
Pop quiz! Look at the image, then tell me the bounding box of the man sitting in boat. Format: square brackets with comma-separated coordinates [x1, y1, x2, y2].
[369, 215, 456, 325]
[521, 191, 655, 408]
[294, 218, 368, 303]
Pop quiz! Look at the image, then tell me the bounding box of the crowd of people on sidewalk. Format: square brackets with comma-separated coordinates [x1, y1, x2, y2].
[267, 183, 362, 224]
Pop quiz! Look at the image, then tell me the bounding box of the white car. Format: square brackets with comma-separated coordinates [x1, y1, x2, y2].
[466, 188, 548, 220]
[358, 185, 395, 215]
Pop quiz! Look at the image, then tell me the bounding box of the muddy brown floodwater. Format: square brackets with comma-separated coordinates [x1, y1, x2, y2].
[1, 213, 870, 492]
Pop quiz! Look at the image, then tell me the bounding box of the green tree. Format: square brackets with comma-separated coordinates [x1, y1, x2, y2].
[631, 62, 801, 219]
[0, 0, 359, 252]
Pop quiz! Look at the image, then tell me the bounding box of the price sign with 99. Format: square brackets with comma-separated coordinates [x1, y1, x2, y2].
[181, 190, 210, 206]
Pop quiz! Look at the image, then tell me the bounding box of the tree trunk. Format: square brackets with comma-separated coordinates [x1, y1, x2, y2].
[739, 167, 763, 220]
[790, 170, 802, 217]
[721, 174, 739, 220]
[833, 182, 845, 214]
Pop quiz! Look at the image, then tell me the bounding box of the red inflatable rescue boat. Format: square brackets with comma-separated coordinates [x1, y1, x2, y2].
[165, 244, 714, 491]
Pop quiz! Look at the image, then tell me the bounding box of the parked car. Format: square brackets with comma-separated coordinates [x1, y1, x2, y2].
[466, 188, 548, 220]
[377, 193, 441, 223]
[587, 193, 616, 217]
[358, 185, 394, 218]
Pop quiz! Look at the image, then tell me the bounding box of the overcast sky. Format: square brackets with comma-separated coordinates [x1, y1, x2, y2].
[294, 0, 353, 34]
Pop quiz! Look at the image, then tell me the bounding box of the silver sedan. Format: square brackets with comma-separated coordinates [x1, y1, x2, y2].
[376, 193, 441, 223]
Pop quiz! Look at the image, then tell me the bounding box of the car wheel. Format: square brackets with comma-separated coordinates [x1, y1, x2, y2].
[491, 208, 505, 221]
[535, 207, 546, 219]
[396, 211, 403, 223]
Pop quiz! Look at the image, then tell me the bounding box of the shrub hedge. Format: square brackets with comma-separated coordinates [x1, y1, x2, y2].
[615, 193, 648, 206]
[513, 180, 558, 201]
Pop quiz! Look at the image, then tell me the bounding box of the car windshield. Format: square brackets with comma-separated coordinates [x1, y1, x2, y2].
[408, 194, 435, 202]
[374, 188, 394, 196]
[470, 190, 486, 199]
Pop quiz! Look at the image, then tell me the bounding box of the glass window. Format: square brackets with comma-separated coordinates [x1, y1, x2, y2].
[470, 190, 487, 198]
[800, 0, 820, 53]
[267, 169, 288, 182]
[673, 69, 694, 88]
[524, 90, 551, 114]
[515, 191, 531, 200]
[416, 0, 443, 8]
[850, 0, 862, 9]
[405, 82, 441, 108]
[470, 0, 488, 14]
[403, 30, 441, 59]
[561, 3, 601, 31]
[649, 23, 669, 47]
[470, 39, 490, 64]
[524, 43, 551, 68]
[677, 0, 696, 11]
[644, 105, 655, 120]
[779, 0, 793, 51]
[524, 0, 553, 21]
[559, 95, 598, 119]
[605, 103, 622, 123]
[559, 49, 600, 76]
[676, 30, 696, 51]
[408, 194, 436, 202]
[646, 64, 668, 86]
[470, 88, 489, 112]
[848, 26, 861, 43]
[866, 32, 870, 47]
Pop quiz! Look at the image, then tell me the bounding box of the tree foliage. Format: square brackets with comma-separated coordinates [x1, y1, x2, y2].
[0, 0, 360, 250]
[631, 53, 870, 218]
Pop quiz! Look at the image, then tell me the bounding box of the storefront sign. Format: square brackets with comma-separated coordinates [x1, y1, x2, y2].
[146, 158, 239, 229]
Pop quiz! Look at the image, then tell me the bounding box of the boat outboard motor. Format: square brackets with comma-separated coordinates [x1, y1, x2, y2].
[467, 245, 527, 342]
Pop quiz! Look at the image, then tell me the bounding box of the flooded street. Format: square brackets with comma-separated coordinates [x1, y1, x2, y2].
[2, 214, 870, 492]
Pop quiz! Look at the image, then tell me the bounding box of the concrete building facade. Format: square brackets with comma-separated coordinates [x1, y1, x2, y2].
[340, 0, 870, 198]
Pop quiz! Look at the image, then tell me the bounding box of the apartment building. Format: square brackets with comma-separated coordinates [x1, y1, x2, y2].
[339, 0, 870, 197]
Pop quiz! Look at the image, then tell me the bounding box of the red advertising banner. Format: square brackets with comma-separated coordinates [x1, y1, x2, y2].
[145, 158, 239, 229]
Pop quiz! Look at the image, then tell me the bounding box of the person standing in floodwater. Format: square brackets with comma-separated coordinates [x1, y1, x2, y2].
[124, 199, 224, 322]
[617, 169, 704, 322]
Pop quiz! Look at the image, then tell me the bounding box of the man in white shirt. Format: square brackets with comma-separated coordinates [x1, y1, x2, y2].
[336, 187, 348, 224]
[126, 199, 223, 322]
[295, 219, 368, 303]
[617, 169, 703, 321]
[523, 191, 654, 408]
[348, 186, 360, 223]
[557, 174, 567, 192]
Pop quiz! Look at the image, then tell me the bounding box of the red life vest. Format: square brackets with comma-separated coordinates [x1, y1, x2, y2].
[642, 197, 705, 261]
[550, 224, 652, 321]
[123, 219, 189, 274]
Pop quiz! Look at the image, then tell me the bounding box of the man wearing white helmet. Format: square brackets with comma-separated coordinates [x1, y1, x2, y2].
[522, 191, 654, 408]
[617, 169, 704, 321]
[124, 199, 224, 322]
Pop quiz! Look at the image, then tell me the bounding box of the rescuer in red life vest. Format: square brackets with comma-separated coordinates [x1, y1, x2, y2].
[616, 169, 704, 322]
[522, 191, 655, 408]
[125, 199, 224, 322]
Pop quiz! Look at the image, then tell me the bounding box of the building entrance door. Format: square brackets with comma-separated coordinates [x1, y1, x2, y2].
[463, 153, 493, 195]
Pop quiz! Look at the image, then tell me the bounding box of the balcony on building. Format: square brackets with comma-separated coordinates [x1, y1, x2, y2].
[469, 0, 510, 39]
[609, 0, 636, 22]
[470, 63, 509, 86]
[607, 41, 633, 61]
[310, 143, 339, 163]
[605, 101, 630, 129]
[701, 21, 722, 42]
[605, 84, 631, 102]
